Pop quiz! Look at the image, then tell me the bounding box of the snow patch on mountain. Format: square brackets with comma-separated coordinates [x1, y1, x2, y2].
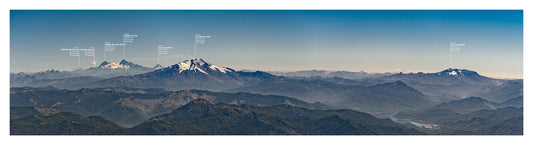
[177, 59, 206, 73]
[175, 58, 233, 74]
[209, 65, 231, 73]
[95, 59, 148, 70]
[100, 62, 131, 69]
[448, 70, 458, 75]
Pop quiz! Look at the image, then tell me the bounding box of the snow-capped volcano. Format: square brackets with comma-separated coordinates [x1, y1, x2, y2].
[171, 58, 234, 74]
[72, 59, 154, 78]
[438, 68, 479, 76]
[91, 58, 274, 91]
[97, 59, 146, 70]
[382, 68, 498, 85]
[153, 64, 164, 70]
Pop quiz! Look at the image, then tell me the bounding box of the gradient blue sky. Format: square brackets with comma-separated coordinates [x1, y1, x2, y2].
[10, 10, 523, 78]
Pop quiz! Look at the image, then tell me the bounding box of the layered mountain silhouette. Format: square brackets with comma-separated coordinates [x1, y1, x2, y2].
[83, 58, 275, 91]
[11, 110, 125, 135]
[437, 107, 523, 135]
[127, 99, 422, 135]
[9, 58, 523, 135]
[393, 96, 523, 135]
[341, 68, 505, 103]
[10, 87, 327, 127]
[431, 97, 498, 114]
[232, 79, 434, 116]
[77, 59, 154, 78]
[500, 96, 523, 108]
[269, 70, 392, 80]
[11, 99, 423, 135]
[10, 59, 155, 88]
[475, 79, 523, 102]
[12, 59, 443, 117]
[394, 96, 511, 123]
[10, 69, 75, 87]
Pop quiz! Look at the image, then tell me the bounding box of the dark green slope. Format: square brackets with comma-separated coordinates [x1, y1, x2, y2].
[396, 107, 523, 135]
[127, 99, 298, 135]
[393, 96, 523, 135]
[303, 115, 376, 135]
[11, 112, 125, 135]
[11, 87, 329, 127]
[10, 107, 42, 119]
[394, 96, 519, 124]
[248, 104, 422, 135]
[127, 99, 421, 135]
[437, 115, 522, 135]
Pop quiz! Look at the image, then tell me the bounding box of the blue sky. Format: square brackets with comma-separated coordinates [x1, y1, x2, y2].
[10, 10, 523, 78]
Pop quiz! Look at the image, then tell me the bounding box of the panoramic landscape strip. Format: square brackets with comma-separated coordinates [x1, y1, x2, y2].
[10, 10, 523, 135]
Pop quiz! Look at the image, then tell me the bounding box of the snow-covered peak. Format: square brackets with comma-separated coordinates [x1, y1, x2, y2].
[448, 70, 458, 75]
[97, 59, 139, 69]
[174, 58, 234, 74]
[439, 68, 478, 76]
[153, 64, 164, 70]
[100, 62, 131, 69]
[177, 59, 205, 73]
[119, 59, 134, 66]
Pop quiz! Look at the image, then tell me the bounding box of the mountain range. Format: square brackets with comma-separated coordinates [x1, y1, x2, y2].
[14, 99, 518, 135]
[9, 58, 523, 135]
[10, 59, 162, 88]
[437, 107, 523, 135]
[268, 70, 392, 80]
[392, 95, 523, 135]
[11, 59, 520, 117]
[474, 79, 523, 102]
[232, 79, 435, 116]
[10, 87, 328, 127]
[11, 99, 423, 135]
[337, 68, 506, 103]
[78, 59, 154, 77]
[81, 58, 276, 91]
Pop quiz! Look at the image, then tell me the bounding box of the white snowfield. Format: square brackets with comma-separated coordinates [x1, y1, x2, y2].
[100, 62, 131, 69]
[448, 70, 458, 75]
[176, 58, 233, 74]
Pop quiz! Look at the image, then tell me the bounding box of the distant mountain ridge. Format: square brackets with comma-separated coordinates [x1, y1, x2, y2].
[269, 70, 392, 80]
[394, 96, 523, 125]
[10, 59, 158, 87]
[83, 58, 275, 91]
[79, 59, 154, 78]
[10, 69, 75, 87]
[96, 59, 148, 70]
[232, 79, 435, 116]
[475, 79, 523, 102]
[343, 68, 506, 103]
[10, 58, 523, 135]
[431, 97, 498, 114]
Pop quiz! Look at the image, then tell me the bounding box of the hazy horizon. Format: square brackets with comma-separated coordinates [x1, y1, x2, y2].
[11, 10, 523, 79]
[9, 57, 520, 79]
